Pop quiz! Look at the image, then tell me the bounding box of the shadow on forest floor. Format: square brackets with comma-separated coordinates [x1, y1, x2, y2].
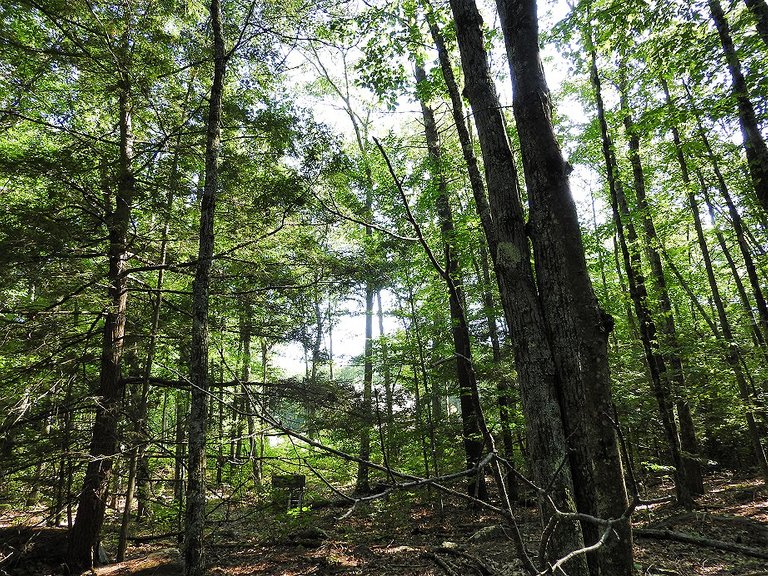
[2, 473, 768, 575]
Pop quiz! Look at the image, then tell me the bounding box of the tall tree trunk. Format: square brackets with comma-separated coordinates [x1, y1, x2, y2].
[423, 6, 495, 256]
[686, 84, 768, 343]
[424, 9, 516, 493]
[182, 0, 225, 572]
[67, 62, 135, 570]
[589, 44, 693, 515]
[355, 285, 374, 493]
[415, 62, 487, 500]
[377, 292, 395, 460]
[497, 3, 633, 573]
[447, 1, 589, 572]
[709, 0, 768, 213]
[694, 175, 768, 481]
[54, 378, 74, 527]
[620, 80, 703, 496]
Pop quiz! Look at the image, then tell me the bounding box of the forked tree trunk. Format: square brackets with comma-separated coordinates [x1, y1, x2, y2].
[182, 0, 225, 573]
[497, 3, 633, 573]
[447, 0, 589, 572]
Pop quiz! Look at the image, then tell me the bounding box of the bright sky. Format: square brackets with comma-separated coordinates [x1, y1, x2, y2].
[274, 0, 589, 376]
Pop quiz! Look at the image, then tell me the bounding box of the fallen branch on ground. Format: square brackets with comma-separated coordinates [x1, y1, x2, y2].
[635, 528, 768, 560]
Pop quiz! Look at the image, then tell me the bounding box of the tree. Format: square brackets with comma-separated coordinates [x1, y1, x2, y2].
[495, 1, 633, 572]
[183, 0, 226, 572]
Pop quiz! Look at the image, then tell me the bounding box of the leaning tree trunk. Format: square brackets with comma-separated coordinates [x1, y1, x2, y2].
[709, 0, 768, 213]
[496, 2, 634, 573]
[744, 0, 768, 49]
[415, 62, 487, 500]
[620, 80, 704, 496]
[686, 94, 768, 343]
[67, 65, 135, 570]
[182, 0, 225, 573]
[424, 10, 516, 496]
[446, 1, 589, 572]
[589, 45, 693, 515]
[693, 175, 768, 482]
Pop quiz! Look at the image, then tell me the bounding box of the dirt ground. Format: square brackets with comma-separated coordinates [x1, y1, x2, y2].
[2, 473, 767, 575]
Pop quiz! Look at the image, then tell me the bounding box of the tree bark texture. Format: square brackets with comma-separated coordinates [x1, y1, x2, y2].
[67, 68, 135, 570]
[497, 2, 633, 573]
[182, 0, 225, 573]
[447, 0, 589, 572]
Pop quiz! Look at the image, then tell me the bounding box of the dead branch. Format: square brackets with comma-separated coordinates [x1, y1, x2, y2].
[635, 528, 768, 560]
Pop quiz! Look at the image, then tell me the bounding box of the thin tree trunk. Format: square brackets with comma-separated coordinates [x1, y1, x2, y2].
[475, 242, 517, 500]
[54, 377, 74, 527]
[744, 0, 768, 46]
[620, 80, 703, 495]
[425, 10, 516, 491]
[447, 1, 589, 571]
[356, 285, 374, 494]
[407, 284, 439, 476]
[709, 0, 768, 213]
[182, 0, 225, 572]
[68, 57, 135, 570]
[686, 84, 768, 343]
[589, 45, 693, 514]
[415, 62, 487, 500]
[694, 175, 768, 481]
[376, 292, 395, 460]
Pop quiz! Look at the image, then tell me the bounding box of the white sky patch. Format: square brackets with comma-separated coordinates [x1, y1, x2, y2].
[274, 0, 592, 376]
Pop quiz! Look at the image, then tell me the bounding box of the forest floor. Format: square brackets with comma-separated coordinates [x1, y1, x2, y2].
[2, 473, 768, 575]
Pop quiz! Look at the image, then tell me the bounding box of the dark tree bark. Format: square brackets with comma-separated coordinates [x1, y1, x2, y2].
[496, 2, 633, 573]
[709, 0, 768, 213]
[744, 0, 768, 48]
[589, 47, 693, 516]
[182, 0, 226, 572]
[424, 12, 516, 496]
[415, 62, 487, 500]
[447, 0, 589, 572]
[620, 80, 703, 496]
[67, 62, 135, 570]
[687, 96, 768, 344]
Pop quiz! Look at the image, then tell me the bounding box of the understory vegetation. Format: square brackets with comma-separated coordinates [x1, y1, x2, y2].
[1, 0, 768, 574]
